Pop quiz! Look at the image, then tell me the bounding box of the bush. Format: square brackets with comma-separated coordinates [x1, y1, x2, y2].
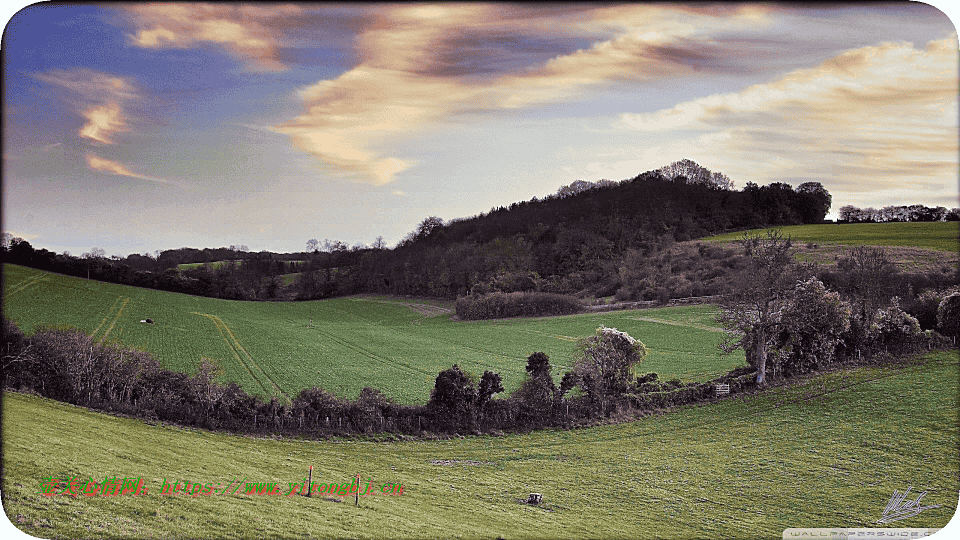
[937, 292, 960, 339]
[574, 326, 648, 408]
[427, 364, 477, 432]
[455, 291, 583, 320]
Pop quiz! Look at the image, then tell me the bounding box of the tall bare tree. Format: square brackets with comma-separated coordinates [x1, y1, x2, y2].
[717, 230, 794, 385]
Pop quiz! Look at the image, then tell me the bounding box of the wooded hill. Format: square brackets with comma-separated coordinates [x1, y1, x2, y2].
[4, 161, 835, 301]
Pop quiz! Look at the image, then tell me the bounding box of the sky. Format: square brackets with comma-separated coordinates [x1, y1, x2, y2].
[3, 2, 958, 257]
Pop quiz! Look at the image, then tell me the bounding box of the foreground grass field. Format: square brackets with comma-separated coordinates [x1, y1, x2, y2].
[702, 222, 960, 252]
[3, 264, 742, 404]
[2, 351, 956, 539]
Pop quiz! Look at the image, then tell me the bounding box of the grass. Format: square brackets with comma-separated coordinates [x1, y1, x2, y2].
[702, 222, 960, 253]
[3, 264, 743, 404]
[2, 351, 956, 539]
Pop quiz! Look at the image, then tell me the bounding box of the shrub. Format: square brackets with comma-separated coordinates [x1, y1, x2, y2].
[455, 291, 583, 320]
[427, 364, 477, 432]
[937, 292, 960, 339]
[774, 277, 852, 376]
[871, 297, 922, 351]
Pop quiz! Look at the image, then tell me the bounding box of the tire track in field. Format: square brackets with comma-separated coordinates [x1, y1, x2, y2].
[192, 312, 287, 399]
[92, 296, 130, 342]
[97, 297, 130, 343]
[626, 316, 725, 333]
[312, 327, 436, 377]
[520, 329, 579, 342]
[91, 296, 123, 338]
[6, 272, 49, 296]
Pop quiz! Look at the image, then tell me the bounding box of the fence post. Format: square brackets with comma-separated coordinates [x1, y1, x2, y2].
[306, 465, 312, 497]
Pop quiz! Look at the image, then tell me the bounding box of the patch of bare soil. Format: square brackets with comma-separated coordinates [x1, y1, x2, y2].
[400, 303, 453, 317]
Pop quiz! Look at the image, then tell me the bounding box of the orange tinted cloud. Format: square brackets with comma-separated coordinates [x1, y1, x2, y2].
[79, 102, 128, 144]
[273, 4, 771, 184]
[619, 35, 958, 194]
[85, 154, 186, 187]
[120, 3, 304, 72]
[32, 68, 137, 145]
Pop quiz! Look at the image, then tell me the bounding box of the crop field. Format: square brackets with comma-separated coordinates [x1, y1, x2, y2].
[2, 350, 956, 539]
[703, 222, 959, 252]
[3, 264, 743, 404]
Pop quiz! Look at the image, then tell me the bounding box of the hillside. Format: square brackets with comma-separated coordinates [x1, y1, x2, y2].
[2, 351, 956, 539]
[2, 264, 743, 403]
[2, 163, 835, 302]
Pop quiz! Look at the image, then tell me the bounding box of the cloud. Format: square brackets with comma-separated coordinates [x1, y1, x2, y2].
[31, 68, 137, 99]
[85, 154, 186, 188]
[79, 102, 128, 144]
[32, 68, 138, 145]
[118, 3, 321, 72]
[618, 35, 958, 194]
[271, 4, 775, 184]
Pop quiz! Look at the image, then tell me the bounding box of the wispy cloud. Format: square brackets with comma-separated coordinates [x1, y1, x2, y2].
[32, 68, 138, 145]
[79, 102, 128, 144]
[118, 3, 315, 72]
[272, 4, 773, 184]
[85, 154, 187, 188]
[618, 35, 958, 193]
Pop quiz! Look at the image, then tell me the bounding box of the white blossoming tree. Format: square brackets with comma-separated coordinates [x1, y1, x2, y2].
[573, 326, 648, 408]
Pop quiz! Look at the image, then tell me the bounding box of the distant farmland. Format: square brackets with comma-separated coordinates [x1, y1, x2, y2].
[703, 221, 960, 252]
[3, 264, 743, 404]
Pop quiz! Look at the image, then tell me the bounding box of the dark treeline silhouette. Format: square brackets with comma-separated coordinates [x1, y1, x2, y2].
[2, 162, 835, 302]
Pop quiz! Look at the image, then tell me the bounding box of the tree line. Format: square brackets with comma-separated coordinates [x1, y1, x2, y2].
[2, 160, 835, 302]
[4, 231, 957, 438]
[838, 204, 959, 223]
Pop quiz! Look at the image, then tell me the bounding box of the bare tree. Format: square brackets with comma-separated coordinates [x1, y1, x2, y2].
[717, 230, 794, 385]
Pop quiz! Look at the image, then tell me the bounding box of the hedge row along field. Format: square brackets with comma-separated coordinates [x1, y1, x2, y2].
[2, 351, 956, 539]
[2, 264, 743, 404]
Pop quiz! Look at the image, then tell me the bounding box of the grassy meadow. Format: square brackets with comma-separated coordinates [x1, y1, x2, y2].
[2, 351, 956, 539]
[2, 264, 742, 404]
[702, 222, 960, 252]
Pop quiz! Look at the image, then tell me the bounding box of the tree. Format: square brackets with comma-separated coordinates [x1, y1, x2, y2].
[937, 292, 960, 342]
[717, 229, 794, 384]
[557, 179, 596, 198]
[306, 239, 319, 253]
[525, 351, 552, 380]
[427, 364, 477, 432]
[477, 370, 504, 409]
[838, 205, 861, 222]
[871, 297, 922, 352]
[772, 278, 851, 377]
[655, 158, 733, 190]
[794, 182, 832, 223]
[837, 246, 898, 325]
[573, 326, 648, 408]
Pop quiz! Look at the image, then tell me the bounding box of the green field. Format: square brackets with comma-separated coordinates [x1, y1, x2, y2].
[703, 222, 960, 252]
[2, 351, 956, 539]
[2, 264, 743, 404]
